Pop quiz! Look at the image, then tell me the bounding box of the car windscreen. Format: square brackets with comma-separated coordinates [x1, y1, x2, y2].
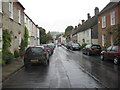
[92, 45, 101, 49]
[72, 44, 79, 46]
[31, 47, 44, 53]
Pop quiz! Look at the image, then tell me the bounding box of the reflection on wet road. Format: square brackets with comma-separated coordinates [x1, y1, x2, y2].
[3, 46, 120, 88]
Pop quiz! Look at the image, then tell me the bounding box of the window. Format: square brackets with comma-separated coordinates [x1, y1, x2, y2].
[111, 46, 117, 52]
[0, 28, 2, 49]
[9, 2, 13, 19]
[107, 46, 112, 51]
[18, 9, 21, 23]
[18, 32, 21, 46]
[0, 0, 2, 13]
[102, 34, 106, 46]
[102, 16, 106, 28]
[110, 11, 115, 25]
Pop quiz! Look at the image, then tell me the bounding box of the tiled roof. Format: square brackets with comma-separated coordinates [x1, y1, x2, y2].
[73, 15, 98, 35]
[99, 2, 120, 15]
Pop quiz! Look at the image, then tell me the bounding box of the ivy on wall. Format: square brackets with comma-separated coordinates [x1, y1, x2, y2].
[19, 26, 29, 57]
[106, 23, 120, 46]
[2, 29, 14, 64]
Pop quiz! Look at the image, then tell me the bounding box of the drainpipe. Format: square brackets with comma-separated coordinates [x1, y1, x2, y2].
[91, 27, 93, 44]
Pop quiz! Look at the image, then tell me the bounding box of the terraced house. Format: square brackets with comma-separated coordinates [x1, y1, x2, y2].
[98, 1, 120, 47]
[2, 1, 25, 53]
[24, 13, 40, 47]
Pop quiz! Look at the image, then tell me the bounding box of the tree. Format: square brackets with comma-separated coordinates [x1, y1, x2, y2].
[24, 26, 29, 47]
[38, 27, 47, 44]
[65, 26, 74, 35]
[46, 31, 53, 43]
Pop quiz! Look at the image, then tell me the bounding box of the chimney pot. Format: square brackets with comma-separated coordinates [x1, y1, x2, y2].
[87, 13, 91, 20]
[95, 7, 99, 15]
[82, 20, 85, 24]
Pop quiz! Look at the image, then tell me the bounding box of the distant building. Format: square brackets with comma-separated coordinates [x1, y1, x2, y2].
[2, 1, 25, 53]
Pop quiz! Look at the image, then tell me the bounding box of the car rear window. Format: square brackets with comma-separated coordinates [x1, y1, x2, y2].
[72, 43, 79, 46]
[31, 47, 44, 53]
[92, 45, 101, 49]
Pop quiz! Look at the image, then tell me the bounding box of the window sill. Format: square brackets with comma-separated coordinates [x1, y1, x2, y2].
[9, 18, 13, 21]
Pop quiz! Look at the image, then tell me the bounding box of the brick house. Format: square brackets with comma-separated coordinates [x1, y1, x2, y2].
[98, 2, 120, 47]
[2, 1, 25, 53]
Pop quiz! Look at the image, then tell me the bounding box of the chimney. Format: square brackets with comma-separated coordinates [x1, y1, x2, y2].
[82, 20, 85, 24]
[94, 7, 99, 15]
[87, 13, 91, 20]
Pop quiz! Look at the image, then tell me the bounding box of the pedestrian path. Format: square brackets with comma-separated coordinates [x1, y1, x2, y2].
[2, 57, 24, 82]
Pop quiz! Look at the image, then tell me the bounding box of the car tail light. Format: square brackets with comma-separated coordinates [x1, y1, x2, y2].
[89, 48, 92, 51]
[46, 48, 49, 51]
[42, 53, 46, 56]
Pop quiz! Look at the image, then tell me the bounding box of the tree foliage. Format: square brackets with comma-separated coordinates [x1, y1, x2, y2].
[24, 26, 29, 47]
[38, 27, 53, 44]
[106, 23, 120, 46]
[3, 29, 12, 50]
[65, 26, 73, 35]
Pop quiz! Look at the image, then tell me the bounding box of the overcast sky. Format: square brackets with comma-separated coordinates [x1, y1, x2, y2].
[20, 0, 110, 32]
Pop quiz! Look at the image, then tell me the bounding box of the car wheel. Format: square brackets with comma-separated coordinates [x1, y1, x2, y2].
[114, 57, 119, 65]
[100, 54, 104, 61]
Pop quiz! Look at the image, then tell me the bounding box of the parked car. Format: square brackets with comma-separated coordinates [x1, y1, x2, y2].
[82, 44, 102, 55]
[24, 46, 49, 68]
[66, 42, 72, 49]
[70, 43, 81, 50]
[100, 46, 120, 65]
[57, 43, 61, 47]
[43, 44, 53, 56]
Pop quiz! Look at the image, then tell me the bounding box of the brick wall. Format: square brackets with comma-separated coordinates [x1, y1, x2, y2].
[98, 4, 120, 47]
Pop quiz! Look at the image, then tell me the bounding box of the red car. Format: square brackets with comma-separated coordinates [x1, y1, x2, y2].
[100, 46, 120, 65]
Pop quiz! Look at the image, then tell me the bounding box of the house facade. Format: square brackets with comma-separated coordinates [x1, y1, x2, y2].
[2, 1, 25, 53]
[76, 14, 99, 45]
[98, 2, 120, 47]
[24, 13, 40, 47]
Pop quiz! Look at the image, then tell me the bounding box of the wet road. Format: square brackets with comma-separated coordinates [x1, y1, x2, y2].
[3, 46, 120, 88]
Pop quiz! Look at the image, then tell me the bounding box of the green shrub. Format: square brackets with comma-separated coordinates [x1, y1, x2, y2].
[2, 50, 14, 64]
[81, 43, 87, 48]
[14, 50, 20, 58]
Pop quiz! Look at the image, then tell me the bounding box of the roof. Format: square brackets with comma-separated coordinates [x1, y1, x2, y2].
[24, 13, 36, 26]
[99, 2, 120, 15]
[73, 15, 98, 35]
[17, 1, 25, 10]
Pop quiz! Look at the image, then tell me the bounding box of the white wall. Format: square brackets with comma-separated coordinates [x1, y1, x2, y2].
[77, 28, 92, 45]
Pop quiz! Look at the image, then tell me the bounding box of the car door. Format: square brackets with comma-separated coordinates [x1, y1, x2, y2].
[109, 46, 117, 60]
[104, 46, 112, 60]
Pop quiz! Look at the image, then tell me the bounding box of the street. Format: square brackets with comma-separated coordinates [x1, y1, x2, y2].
[2, 46, 120, 88]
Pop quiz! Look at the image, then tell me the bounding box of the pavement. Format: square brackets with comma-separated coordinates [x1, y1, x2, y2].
[2, 57, 24, 82]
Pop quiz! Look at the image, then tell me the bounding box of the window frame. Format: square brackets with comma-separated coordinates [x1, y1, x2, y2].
[0, 0, 2, 13]
[9, 2, 13, 19]
[18, 9, 21, 24]
[102, 16, 106, 28]
[110, 11, 115, 25]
